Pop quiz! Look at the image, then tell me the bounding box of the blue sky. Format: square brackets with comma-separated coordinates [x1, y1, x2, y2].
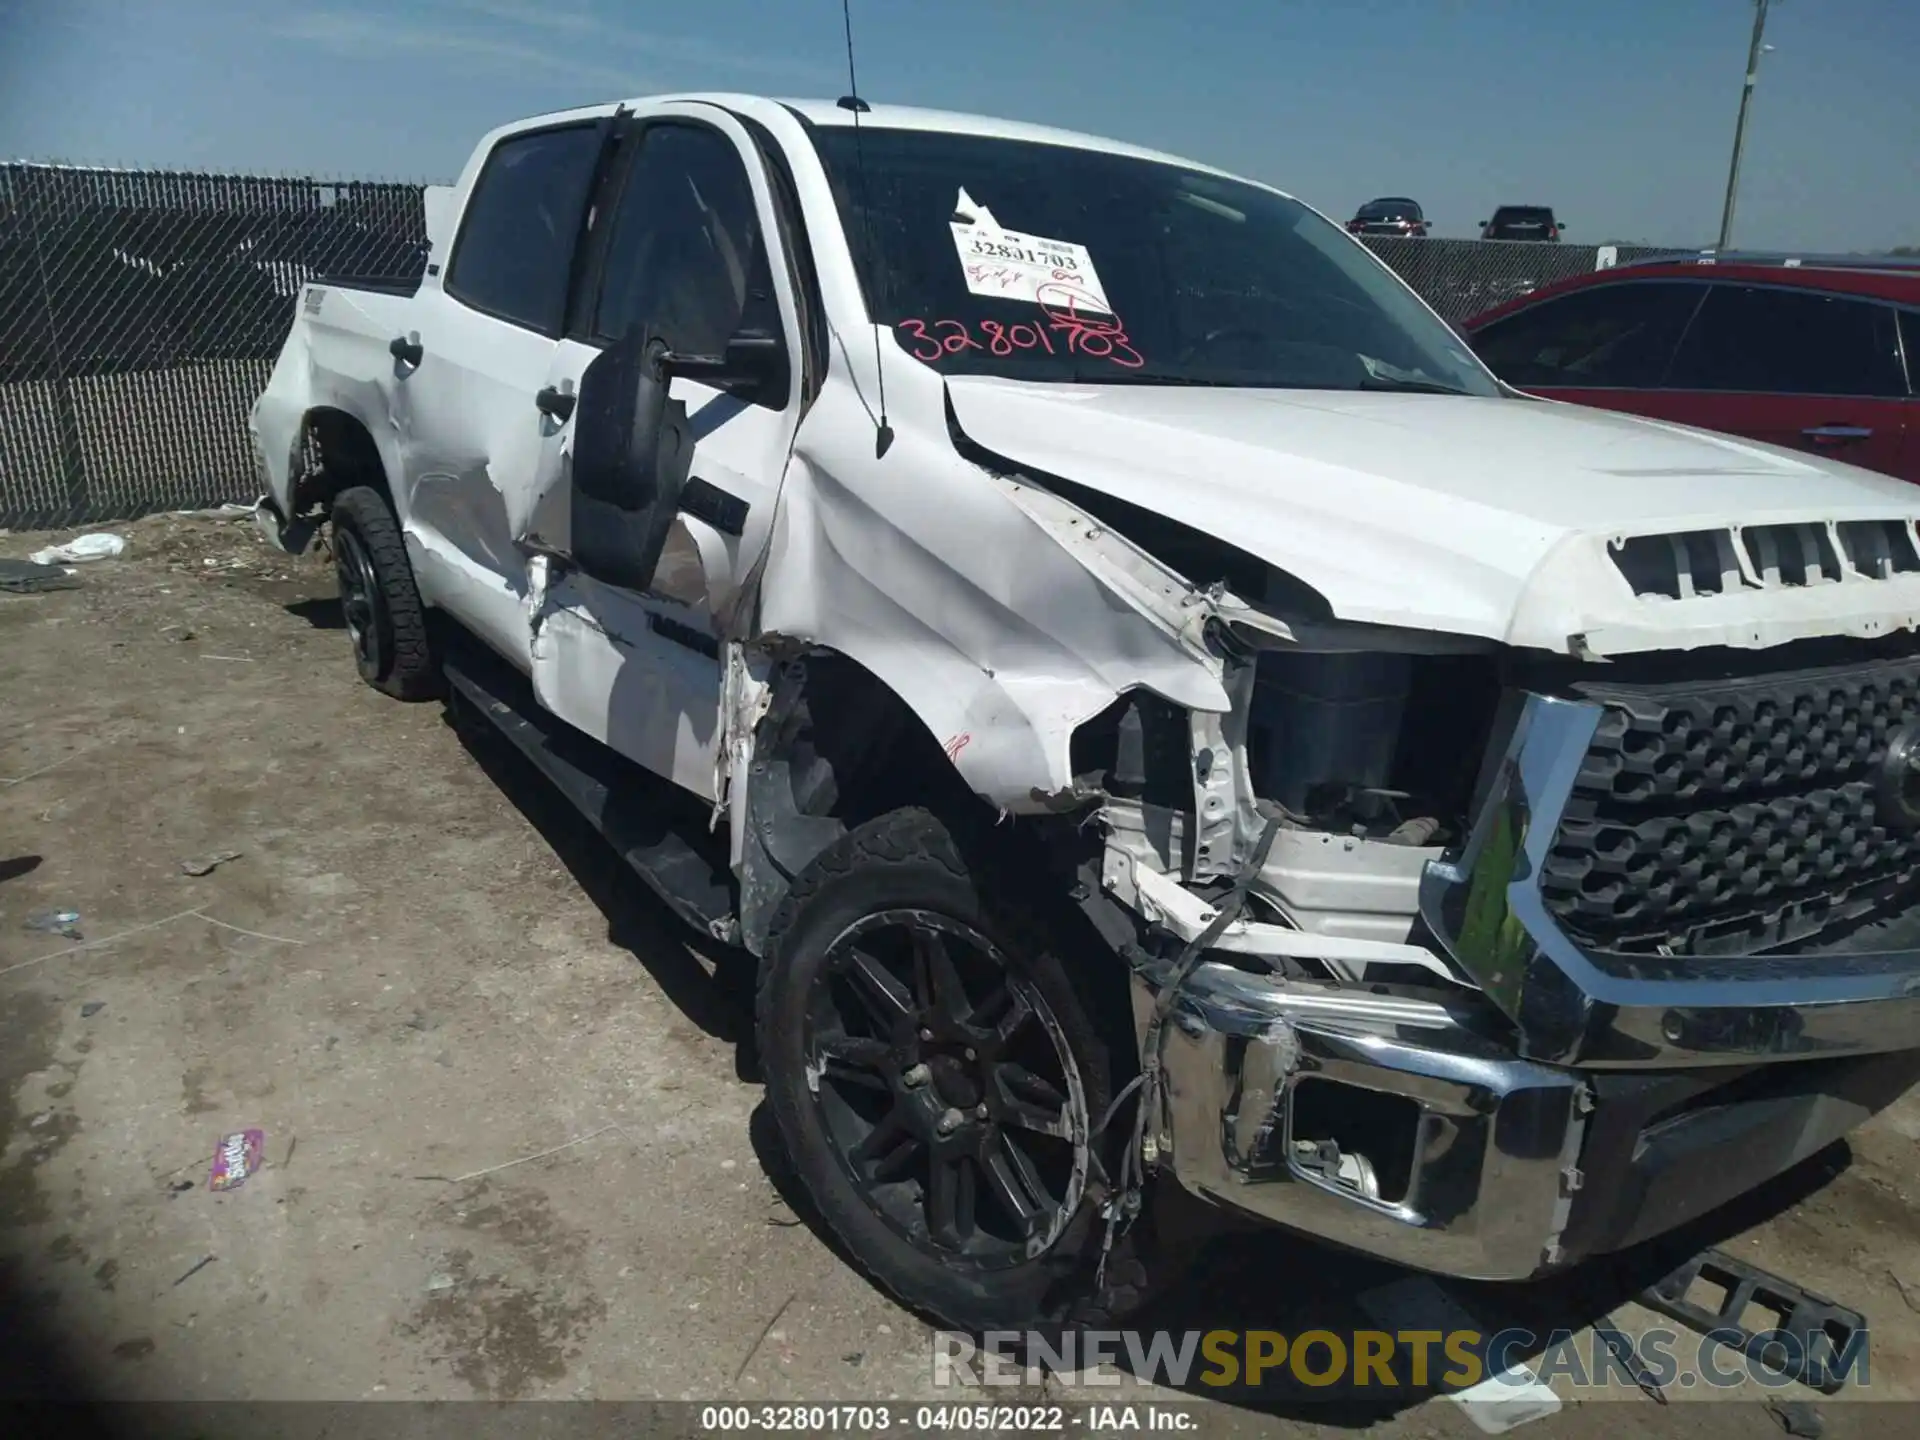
[2, 0, 1915, 251]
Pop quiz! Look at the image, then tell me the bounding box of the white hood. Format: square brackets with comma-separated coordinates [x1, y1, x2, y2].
[946, 377, 1920, 654]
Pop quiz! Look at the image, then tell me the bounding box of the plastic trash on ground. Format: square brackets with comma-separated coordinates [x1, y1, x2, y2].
[29, 532, 127, 565]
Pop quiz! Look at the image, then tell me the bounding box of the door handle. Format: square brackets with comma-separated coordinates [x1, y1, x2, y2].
[388, 334, 423, 367]
[534, 387, 577, 422]
[1802, 424, 1872, 444]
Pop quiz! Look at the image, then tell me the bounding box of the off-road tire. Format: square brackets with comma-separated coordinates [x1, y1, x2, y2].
[757, 805, 1187, 1333]
[330, 485, 438, 700]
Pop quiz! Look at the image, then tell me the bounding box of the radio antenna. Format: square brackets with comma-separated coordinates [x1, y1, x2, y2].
[838, 0, 893, 457]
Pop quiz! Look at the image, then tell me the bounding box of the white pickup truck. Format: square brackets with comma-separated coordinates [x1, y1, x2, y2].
[252, 92, 1920, 1331]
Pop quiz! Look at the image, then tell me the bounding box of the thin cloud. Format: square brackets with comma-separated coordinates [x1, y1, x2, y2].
[422, 0, 834, 85]
[275, 11, 652, 93]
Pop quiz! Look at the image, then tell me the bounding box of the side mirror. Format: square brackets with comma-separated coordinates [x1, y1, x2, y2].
[659, 328, 788, 399]
[568, 328, 694, 592]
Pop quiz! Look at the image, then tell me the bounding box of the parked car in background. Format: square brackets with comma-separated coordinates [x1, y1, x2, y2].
[1480, 205, 1562, 241]
[1346, 197, 1428, 237]
[1462, 256, 1920, 483]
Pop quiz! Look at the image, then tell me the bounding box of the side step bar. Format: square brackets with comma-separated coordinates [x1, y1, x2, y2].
[441, 650, 738, 943]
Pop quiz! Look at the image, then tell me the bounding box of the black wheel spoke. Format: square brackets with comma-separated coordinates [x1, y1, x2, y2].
[911, 928, 970, 1021]
[980, 1133, 1050, 1238]
[994, 1063, 1073, 1138]
[974, 980, 1034, 1047]
[845, 947, 915, 1025]
[850, 1107, 921, 1181]
[926, 1154, 976, 1246]
[815, 1031, 892, 1091]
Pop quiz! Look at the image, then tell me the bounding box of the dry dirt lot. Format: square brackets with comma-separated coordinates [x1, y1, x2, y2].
[4, 512, 1920, 1438]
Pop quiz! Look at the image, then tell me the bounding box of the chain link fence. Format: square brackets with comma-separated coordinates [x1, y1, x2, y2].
[1, 161, 1677, 530]
[1361, 236, 1674, 322]
[1, 163, 425, 530]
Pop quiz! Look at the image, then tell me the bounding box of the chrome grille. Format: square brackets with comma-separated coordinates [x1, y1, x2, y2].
[1541, 656, 1920, 955]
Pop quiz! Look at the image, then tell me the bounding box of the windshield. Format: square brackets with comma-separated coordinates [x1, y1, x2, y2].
[810, 127, 1499, 395]
[1492, 208, 1553, 226]
[1359, 200, 1420, 221]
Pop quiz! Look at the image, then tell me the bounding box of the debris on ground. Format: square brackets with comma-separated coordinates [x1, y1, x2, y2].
[208, 1129, 266, 1191]
[171, 1255, 217, 1288]
[167, 1179, 195, 1195]
[80, 1000, 106, 1018]
[29, 532, 127, 566]
[425, 1271, 457, 1294]
[1639, 1248, 1866, 1394]
[180, 849, 243, 877]
[24, 908, 83, 940]
[1766, 1397, 1825, 1438]
[0, 557, 84, 594]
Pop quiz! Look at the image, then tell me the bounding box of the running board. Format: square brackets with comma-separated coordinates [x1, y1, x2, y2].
[442, 651, 737, 942]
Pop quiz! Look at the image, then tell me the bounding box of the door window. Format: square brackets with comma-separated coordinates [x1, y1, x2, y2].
[445, 124, 604, 334]
[1665, 285, 1905, 397]
[591, 123, 771, 373]
[1469, 281, 1705, 388]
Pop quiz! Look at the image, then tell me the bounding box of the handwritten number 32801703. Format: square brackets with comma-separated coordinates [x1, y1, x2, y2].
[896, 288, 1143, 370]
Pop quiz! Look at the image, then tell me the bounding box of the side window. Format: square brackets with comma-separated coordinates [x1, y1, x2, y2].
[1665, 285, 1905, 397]
[446, 125, 604, 333]
[1900, 310, 1920, 395]
[592, 124, 769, 363]
[1469, 282, 1704, 388]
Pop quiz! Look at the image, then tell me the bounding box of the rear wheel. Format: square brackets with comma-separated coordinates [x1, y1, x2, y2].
[758, 806, 1180, 1331]
[329, 486, 437, 700]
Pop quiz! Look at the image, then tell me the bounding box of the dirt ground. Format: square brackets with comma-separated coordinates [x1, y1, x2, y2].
[4, 512, 1920, 1437]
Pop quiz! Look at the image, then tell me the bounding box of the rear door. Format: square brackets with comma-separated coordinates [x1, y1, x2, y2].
[1467, 279, 1707, 410]
[393, 117, 610, 663]
[1650, 283, 1910, 477]
[516, 105, 811, 798]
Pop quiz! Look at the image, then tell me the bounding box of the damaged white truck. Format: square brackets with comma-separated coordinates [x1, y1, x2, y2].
[252, 94, 1920, 1330]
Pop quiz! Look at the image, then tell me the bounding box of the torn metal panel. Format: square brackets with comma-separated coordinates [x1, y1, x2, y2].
[720, 641, 776, 857]
[761, 352, 1228, 812]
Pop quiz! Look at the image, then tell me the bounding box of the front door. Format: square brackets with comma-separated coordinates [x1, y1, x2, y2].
[519, 107, 808, 799]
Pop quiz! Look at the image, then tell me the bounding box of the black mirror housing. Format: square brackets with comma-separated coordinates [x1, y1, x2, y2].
[570, 327, 694, 592]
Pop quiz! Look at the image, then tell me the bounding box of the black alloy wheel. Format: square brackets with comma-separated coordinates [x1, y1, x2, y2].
[333, 520, 385, 683]
[804, 908, 1090, 1268]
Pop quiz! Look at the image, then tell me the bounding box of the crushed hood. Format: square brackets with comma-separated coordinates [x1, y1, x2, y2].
[945, 377, 1920, 653]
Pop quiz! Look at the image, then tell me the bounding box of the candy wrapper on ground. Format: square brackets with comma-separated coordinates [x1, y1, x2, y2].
[208, 1129, 265, 1191]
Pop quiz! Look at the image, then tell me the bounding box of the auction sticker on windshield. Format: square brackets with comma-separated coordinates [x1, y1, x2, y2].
[950, 188, 1111, 314]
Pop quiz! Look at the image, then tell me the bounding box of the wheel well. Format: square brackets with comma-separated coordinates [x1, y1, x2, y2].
[737, 651, 1100, 955]
[759, 651, 983, 831]
[292, 407, 390, 517]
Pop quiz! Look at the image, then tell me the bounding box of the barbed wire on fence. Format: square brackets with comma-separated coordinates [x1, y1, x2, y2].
[1, 160, 1675, 531]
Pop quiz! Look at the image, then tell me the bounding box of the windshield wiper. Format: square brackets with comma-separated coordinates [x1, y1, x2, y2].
[1354, 374, 1472, 396]
[1072, 371, 1319, 389]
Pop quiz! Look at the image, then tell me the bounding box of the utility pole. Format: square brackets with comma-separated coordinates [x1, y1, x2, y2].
[1716, 0, 1775, 251]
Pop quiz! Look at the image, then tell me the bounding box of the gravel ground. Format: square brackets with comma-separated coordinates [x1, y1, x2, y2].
[3, 512, 1919, 1438]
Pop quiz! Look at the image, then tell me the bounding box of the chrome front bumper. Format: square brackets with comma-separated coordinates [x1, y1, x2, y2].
[1138, 958, 1920, 1279]
[1137, 961, 1588, 1279]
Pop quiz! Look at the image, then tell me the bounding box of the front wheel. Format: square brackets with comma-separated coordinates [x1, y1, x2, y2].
[757, 806, 1179, 1331]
